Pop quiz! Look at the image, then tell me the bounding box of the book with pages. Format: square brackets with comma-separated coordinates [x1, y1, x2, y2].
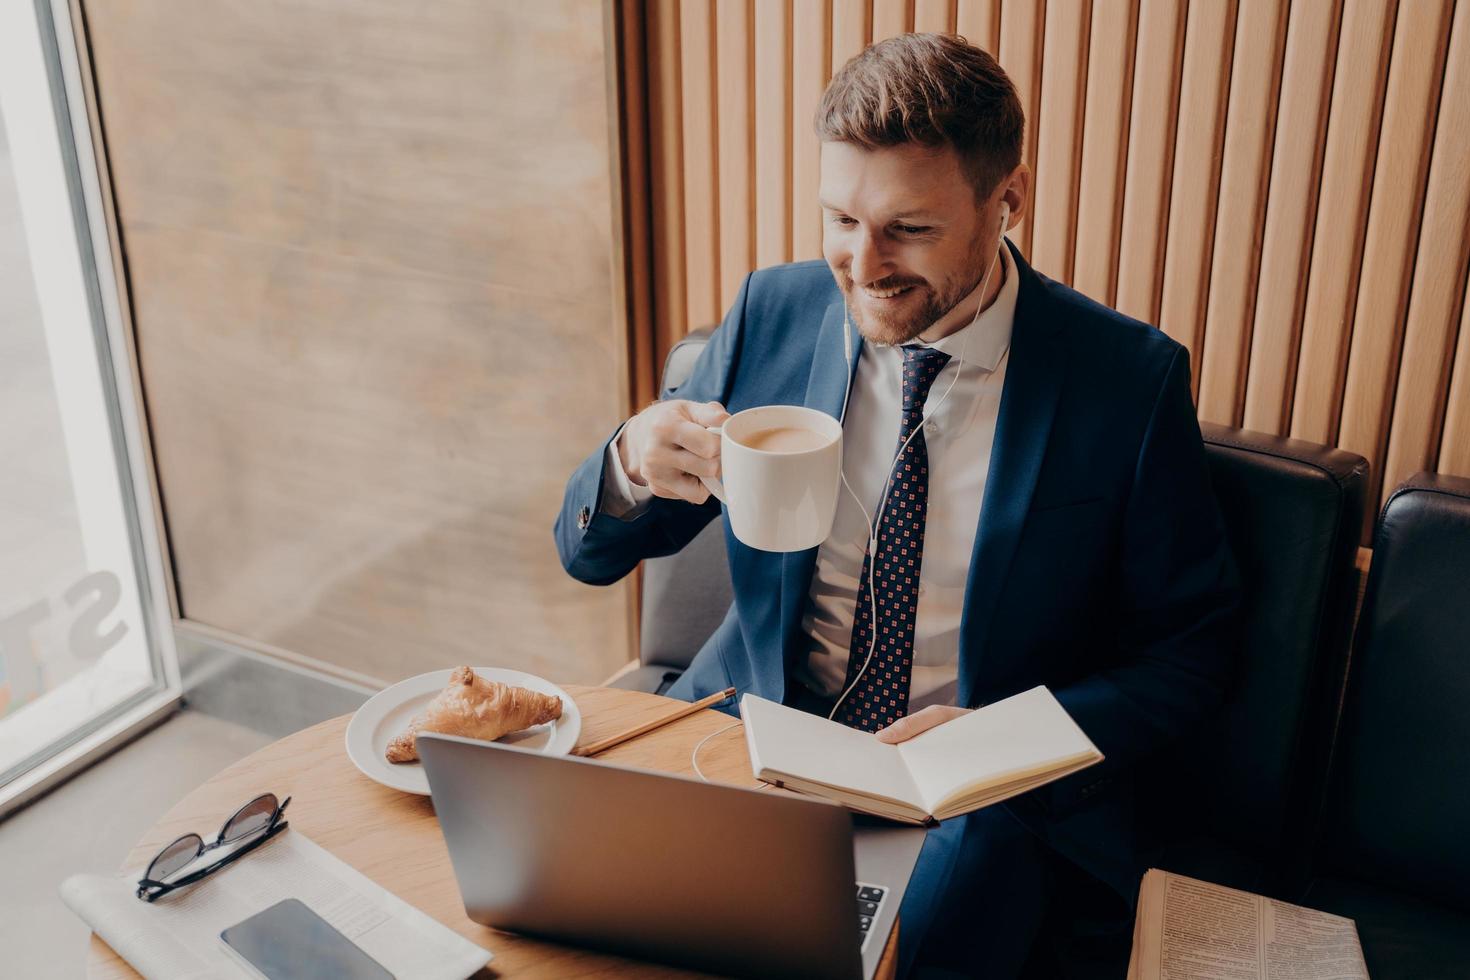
[739, 685, 1102, 825]
[1127, 869, 1369, 980]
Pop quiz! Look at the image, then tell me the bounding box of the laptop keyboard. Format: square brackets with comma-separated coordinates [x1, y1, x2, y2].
[856, 882, 887, 950]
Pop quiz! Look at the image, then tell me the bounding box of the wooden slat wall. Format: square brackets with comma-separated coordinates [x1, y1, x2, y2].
[1028, 0, 1090, 282]
[1195, 0, 1290, 424]
[1335, 0, 1456, 521]
[1115, 0, 1187, 324]
[678, 0, 721, 330]
[791, 2, 830, 262]
[1381, 0, 1470, 501]
[1240, 0, 1341, 434]
[1290, 0, 1397, 446]
[627, 0, 1470, 527]
[647, 0, 688, 372]
[1071, 0, 1137, 306]
[1157, 0, 1236, 387]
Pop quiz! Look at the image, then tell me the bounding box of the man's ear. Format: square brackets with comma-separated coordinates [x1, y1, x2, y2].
[1000, 164, 1031, 229]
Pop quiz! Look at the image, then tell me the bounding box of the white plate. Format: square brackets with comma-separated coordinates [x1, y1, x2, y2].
[344, 667, 581, 795]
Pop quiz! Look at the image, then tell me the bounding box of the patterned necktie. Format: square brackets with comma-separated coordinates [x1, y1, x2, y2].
[835, 344, 952, 732]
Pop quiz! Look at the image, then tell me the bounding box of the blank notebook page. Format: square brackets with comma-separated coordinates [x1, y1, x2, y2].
[742, 695, 921, 806]
[896, 687, 1098, 813]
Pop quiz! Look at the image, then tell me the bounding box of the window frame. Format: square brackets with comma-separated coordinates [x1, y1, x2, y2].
[0, 0, 181, 818]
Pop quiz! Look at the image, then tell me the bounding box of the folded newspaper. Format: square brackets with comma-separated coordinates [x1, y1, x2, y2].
[61, 829, 491, 980]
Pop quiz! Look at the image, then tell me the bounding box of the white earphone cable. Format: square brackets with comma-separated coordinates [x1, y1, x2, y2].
[828, 210, 1010, 722]
[691, 721, 744, 782]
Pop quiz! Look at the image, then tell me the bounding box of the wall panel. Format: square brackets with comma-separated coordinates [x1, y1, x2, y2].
[1029, 0, 1090, 282]
[792, 0, 830, 262]
[679, 0, 721, 329]
[1439, 278, 1470, 474]
[832, 0, 872, 70]
[1336, 0, 1454, 521]
[1379, 0, 1470, 505]
[648, 0, 689, 354]
[1291, 0, 1400, 444]
[914, 0, 954, 35]
[754, 0, 792, 268]
[1114, 0, 1186, 323]
[1072, 0, 1137, 307]
[631, 0, 1470, 522]
[1157, 0, 1237, 386]
[998, 0, 1043, 257]
[1196, 0, 1289, 426]
[956, 0, 1000, 52]
[1241, 0, 1342, 435]
[716, 0, 755, 313]
[86, 0, 635, 684]
[617, 0, 656, 409]
[872, 0, 913, 42]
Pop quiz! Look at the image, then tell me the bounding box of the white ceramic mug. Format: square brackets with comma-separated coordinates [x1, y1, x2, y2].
[699, 405, 843, 553]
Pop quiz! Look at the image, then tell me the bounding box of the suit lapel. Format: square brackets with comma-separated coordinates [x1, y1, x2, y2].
[958, 245, 1065, 707]
[776, 299, 859, 701]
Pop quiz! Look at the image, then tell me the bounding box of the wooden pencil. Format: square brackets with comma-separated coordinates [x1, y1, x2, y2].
[574, 687, 738, 757]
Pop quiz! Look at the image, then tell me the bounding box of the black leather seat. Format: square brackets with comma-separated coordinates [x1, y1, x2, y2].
[1147, 424, 1366, 896]
[1300, 473, 1470, 978]
[1039, 426, 1366, 976]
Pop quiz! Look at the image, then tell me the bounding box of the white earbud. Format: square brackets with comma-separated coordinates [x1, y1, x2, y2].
[843, 305, 853, 373]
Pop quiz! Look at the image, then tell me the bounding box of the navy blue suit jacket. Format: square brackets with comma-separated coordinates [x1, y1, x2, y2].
[556, 244, 1239, 899]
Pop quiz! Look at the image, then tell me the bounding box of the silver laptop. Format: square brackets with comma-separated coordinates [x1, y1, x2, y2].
[419, 731, 925, 979]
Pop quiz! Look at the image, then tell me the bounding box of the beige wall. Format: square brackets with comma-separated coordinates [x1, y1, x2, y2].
[81, 0, 636, 685]
[630, 0, 1470, 527]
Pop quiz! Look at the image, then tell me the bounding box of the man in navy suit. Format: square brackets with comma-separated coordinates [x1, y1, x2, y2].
[556, 33, 1237, 978]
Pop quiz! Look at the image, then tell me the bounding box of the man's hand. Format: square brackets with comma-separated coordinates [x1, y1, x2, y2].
[875, 705, 971, 743]
[618, 400, 730, 504]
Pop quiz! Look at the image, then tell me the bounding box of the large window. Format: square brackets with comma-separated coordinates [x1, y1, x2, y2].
[0, 0, 178, 816]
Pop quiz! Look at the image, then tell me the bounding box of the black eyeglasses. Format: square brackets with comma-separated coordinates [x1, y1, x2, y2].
[135, 793, 291, 902]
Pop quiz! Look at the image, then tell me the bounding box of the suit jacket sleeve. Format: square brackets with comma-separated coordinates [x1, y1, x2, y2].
[1048, 346, 1241, 813]
[553, 274, 752, 586]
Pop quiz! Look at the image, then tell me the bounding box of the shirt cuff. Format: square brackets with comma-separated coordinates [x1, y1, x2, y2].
[601, 422, 655, 520]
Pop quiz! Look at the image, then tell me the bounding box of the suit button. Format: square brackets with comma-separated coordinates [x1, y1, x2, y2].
[577, 505, 591, 530]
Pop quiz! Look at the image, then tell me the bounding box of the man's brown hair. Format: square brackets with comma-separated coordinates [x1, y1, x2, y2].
[815, 33, 1024, 203]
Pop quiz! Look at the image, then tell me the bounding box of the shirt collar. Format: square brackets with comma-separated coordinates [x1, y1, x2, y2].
[905, 240, 1017, 372]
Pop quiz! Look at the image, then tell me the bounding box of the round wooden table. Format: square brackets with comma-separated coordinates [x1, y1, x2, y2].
[86, 685, 898, 978]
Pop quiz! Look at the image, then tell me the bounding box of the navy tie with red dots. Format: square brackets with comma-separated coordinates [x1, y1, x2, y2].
[835, 344, 952, 732]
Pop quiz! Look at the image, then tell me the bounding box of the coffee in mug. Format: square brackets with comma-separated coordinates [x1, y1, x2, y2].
[699, 405, 843, 552]
[737, 425, 833, 453]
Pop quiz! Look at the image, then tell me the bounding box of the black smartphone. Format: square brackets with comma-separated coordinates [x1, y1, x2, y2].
[219, 898, 394, 980]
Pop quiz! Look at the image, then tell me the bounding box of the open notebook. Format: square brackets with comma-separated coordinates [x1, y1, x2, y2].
[740, 686, 1102, 824]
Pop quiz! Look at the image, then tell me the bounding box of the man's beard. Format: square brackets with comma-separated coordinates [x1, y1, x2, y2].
[836, 233, 991, 346]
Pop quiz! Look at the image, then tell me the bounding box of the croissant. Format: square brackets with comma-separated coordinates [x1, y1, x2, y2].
[386, 666, 563, 764]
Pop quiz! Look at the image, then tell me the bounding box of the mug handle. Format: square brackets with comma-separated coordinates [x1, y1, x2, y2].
[699, 424, 727, 504]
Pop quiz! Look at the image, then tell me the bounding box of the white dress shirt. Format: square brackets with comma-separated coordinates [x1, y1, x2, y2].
[603, 244, 1018, 710]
